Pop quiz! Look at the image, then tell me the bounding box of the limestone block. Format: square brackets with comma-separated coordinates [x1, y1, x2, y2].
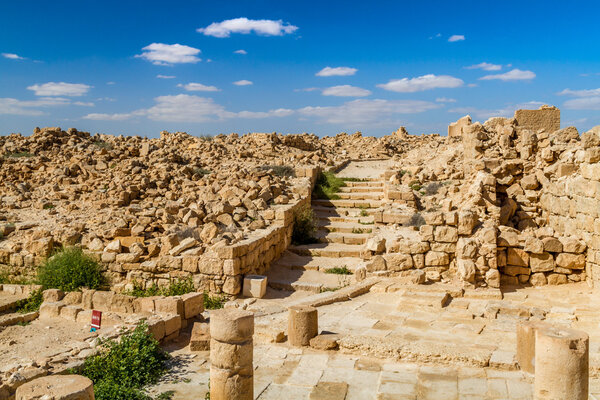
[242, 275, 267, 299]
[182, 292, 204, 319]
[154, 296, 184, 316]
[457, 259, 476, 283]
[547, 273, 568, 285]
[39, 302, 64, 319]
[516, 321, 548, 374]
[384, 253, 413, 271]
[556, 253, 585, 269]
[163, 314, 182, 336]
[530, 273, 547, 286]
[210, 309, 254, 343]
[434, 226, 458, 243]
[529, 252, 554, 273]
[147, 318, 166, 341]
[223, 275, 242, 295]
[16, 375, 94, 400]
[60, 305, 83, 321]
[542, 237, 563, 253]
[210, 339, 253, 374]
[425, 251, 449, 266]
[458, 211, 479, 235]
[288, 305, 318, 346]
[485, 269, 500, 288]
[523, 237, 544, 254]
[534, 325, 588, 400]
[190, 322, 210, 351]
[91, 291, 114, 312]
[42, 289, 64, 303]
[507, 248, 529, 267]
[210, 366, 253, 400]
[559, 237, 587, 253]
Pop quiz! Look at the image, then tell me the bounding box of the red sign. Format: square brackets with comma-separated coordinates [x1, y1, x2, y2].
[91, 310, 102, 330]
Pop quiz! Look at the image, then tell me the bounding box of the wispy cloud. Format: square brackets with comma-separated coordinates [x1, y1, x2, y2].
[2, 53, 25, 60]
[157, 75, 176, 79]
[378, 74, 464, 93]
[294, 87, 320, 92]
[479, 69, 535, 81]
[564, 97, 600, 110]
[316, 66, 357, 77]
[0, 96, 90, 116]
[197, 18, 298, 38]
[322, 85, 371, 97]
[435, 97, 457, 103]
[27, 82, 91, 97]
[233, 80, 253, 86]
[178, 82, 220, 92]
[448, 35, 465, 42]
[136, 43, 201, 65]
[466, 62, 502, 71]
[448, 101, 544, 120]
[234, 49, 247, 55]
[299, 99, 439, 124]
[558, 88, 600, 97]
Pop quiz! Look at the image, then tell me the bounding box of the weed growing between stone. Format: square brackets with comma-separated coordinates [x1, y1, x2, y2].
[203, 292, 227, 309]
[15, 289, 43, 313]
[324, 266, 353, 275]
[126, 278, 195, 298]
[313, 171, 346, 199]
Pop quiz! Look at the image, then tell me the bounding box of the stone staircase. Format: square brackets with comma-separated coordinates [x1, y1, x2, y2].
[0, 288, 34, 327]
[267, 179, 384, 294]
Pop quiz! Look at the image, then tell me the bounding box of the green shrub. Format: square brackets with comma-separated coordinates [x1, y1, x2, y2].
[4, 151, 34, 158]
[203, 292, 227, 309]
[15, 289, 43, 313]
[193, 167, 211, 177]
[292, 204, 318, 245]
[359, 206, 369, 217]
[409, 181, 422, 191]
[126, 278, 195, 298]
[91, 140, 113, 150]
[424, 182, 442, 196]
[81, 322, 169, 400]
[37, 247, 105, 291]
[313, 171, 346, 200]
[259, 165, 296, 178]
[340, 177, 367, 182]
[324, 266, 353, 275]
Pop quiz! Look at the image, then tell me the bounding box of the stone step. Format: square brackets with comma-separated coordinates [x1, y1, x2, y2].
[289, 243, 363, 258]
[318, 220, 375, 234]
[311, 199, 381, 209]
[316, 230, 369, 245]
[345, 181, 384, 187]
[267, 263, 354, 294]
[339, 186, 378, 193]
[336, 192, 385, 200]
[271, 252, 363, 272]
[313, 206, 377, 219]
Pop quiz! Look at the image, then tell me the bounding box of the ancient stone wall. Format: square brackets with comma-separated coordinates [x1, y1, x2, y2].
[514, 105, 560, 133]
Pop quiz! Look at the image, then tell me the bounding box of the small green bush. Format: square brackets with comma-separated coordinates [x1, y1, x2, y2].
[127, 278, 195, 298]
[292, 204, 318, 245]
[324, 266, 353, 275]
[203, 292, 227, 309]
[15, 289, 43, 313]
[313, 171, 346, 200]
[81, 322, 169, 400]
[91, 140, 113, 150]
[193, 167, 211, 177]
[260, 165, 296, 178]
[359, 206, 369, 217]
[424, 182, 443, 196]
[4, 151, 34, 158]
[409, 181, 422, 191]
[37, 247, 105, 291]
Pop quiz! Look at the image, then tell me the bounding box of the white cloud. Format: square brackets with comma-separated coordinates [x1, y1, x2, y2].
[2, 53, 25, 60]
[136, 43, 201, 65]
[198, 18, 298, 38]
[322, 85, 371, 97]
[316, 66, 357, 77]
[294, 87, 320, 92]
[298, 99, 439, 124]
[448, 35, 465, 42]
[27, 82, 91, 97]
[178, 82, 220, 92]
[0, 97, 73, 115]
[564, 97, 600, 110]
[106, 81, 115, 85]
[435, 97, 457, 103]
[157, 75, 176, 79]
[466, 62, 502, 71]
[233, 80, 253, 86]
[479, 68, 536, 81]
[236, 109, 294, 118]
[73, 101, 95, 107]
[83, 113, 134, 121]
[377, 74, 464, 93]
[558, 88, 600, 97]
[83, 94, 293, 122]
[234, 49, 247, 55]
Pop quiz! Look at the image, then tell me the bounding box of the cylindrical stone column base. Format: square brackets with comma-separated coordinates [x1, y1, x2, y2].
[534, 325, 588, 400]
[288, 305, 318, 346]
[210, 309, 254, 400]
[516, 321, 547, 374]
[16, 375, 94, 400]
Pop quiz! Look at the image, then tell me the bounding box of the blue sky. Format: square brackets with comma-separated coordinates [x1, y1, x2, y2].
[1, 0, 599, 137]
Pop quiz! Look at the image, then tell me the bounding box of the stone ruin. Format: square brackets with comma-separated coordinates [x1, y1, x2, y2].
[2, 104, 600, 399]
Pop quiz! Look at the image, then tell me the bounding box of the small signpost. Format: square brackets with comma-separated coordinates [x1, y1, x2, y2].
[91, 310, 102, 332]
